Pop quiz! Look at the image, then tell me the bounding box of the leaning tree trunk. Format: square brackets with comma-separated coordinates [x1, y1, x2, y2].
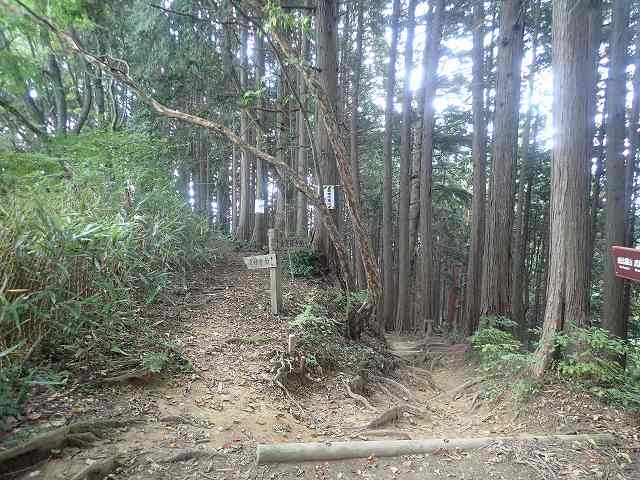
[533, 0, 591, 377]
[11, 0, 383, 338]
[395, 0, 418, 333]
[418, 0, 445, 328]
[602, 0, 630, 341]
[462, 0, 487, 337]
[295, 4, 311, 237]
[382, 0, 402, 331]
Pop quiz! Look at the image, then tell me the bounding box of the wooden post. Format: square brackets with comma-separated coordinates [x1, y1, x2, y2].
[268, 228, 283, 314]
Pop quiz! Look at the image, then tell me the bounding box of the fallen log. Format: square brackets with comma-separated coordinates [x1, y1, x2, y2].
[256, 433, 616, 464]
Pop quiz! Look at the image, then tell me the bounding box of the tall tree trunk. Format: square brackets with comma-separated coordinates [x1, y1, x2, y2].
[252, 33, 267, 248]
[73, 71, 92, 134]
[511, 0, 540, 340]
[463, 0, 487, 336]
[382, 0, 401, 331]
[533, 0, 591, 376]
[237, 24, 253, 241]
[312, 0, 340, 263]
[395, 0, 418, 333]
[480, 0, 524, 319]
[418, 0, 445, 328]
[296, 3, 312, 237]
[602, 0, 630, 341]
[350, 0, 366, 288]
[231, 145, 239, 233]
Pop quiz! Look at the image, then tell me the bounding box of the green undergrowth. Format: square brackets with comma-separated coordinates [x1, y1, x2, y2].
[470, 316, 540, 402]
[0, 132, 228, 428]
[288, 296, 387, 373]
[470, 316, 640, 410]
[280, 248, 320, 278]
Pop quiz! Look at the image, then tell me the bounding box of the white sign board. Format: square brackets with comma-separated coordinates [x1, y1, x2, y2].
[255, 199, 265, 214]
[323, 185, 336, 209]
[243, 253, 277, 270]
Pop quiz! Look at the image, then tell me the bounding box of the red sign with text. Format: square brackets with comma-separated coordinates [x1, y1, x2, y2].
[612, 246, 640, 282]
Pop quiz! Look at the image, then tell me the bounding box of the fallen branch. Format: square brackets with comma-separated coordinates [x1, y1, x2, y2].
[69, 455, 120, 480]
[343, 380, 376, 412]
[256, 434, 617, 464]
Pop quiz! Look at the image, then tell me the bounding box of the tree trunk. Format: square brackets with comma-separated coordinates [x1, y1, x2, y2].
[462, 0, 487, 337]
[252, 33, 267, 248]
[48, 52, 67, 136]
[382, 0, 401, 331]
[395, 0, 418, 333]
[72, 71, 92, 134]
[480, 0, 524, 319]
[350, 0, 366, 289]
[533, 0, 591, 377]
[237, 24, 254, 241]
[511, 0, 540, 340]
[418, 0, 445, 328]
[312, 0, 340, 263]
[602, 0, 630, 341]
[296, 4, 312, 237]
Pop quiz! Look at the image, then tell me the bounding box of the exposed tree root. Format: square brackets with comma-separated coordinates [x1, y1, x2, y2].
[468, 392, 480, 412]
[158, 449, 223, 464]
[406, 367, 441, 391]
[0, 419, 134, 473]
[375, 383, 404, 406]
[69, 455, 120, 480]
[364, 405, 426, 429]
[272, 353, 304, 415]
[342, 380, 376, 412]
[448, 377, 484, 400]
[372, 375, 417, 402]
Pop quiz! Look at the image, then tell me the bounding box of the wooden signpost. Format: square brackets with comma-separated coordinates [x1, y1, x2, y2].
[243, 229, 282, 314]
[611, 246, 640, 282]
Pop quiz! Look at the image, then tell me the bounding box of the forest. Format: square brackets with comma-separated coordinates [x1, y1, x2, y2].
[0, 0, 639, 478]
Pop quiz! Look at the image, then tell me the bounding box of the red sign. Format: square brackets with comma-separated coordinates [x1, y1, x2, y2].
[612, 246, 640, 282]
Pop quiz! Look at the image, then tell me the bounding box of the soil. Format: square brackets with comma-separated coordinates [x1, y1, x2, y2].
[2, 254, 639, 479]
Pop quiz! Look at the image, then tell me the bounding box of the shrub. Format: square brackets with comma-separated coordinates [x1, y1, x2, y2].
[280, 248, 320, 278]
[555, 326, 640, 410]
[288, 303, 384, 371]
[470, 316, 539, 400]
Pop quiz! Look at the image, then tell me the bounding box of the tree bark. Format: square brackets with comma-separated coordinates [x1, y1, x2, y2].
[252, 32, 267, 248]
[418, 0, 445, 328]
[382, 0, 402, 331]
[237, 24, 254, 241]
[47, 52, 67, 136]
[511, 0, 540, 340]
[312, 0, 340, 263]
[462, 0, 486, 337]
[296, 3, 312, 237]
[533, 0, 591, 377]
[395, 0, 417, 333]
[480, 0, 524, 319]
[350, 0, 366, 288]
[602, 0, 630, 341]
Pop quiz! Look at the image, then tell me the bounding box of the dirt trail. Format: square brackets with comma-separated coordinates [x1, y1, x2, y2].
[3, 255, 639, 479]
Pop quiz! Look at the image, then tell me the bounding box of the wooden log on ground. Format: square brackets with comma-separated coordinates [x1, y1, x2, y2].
[256, 433, 616, 464]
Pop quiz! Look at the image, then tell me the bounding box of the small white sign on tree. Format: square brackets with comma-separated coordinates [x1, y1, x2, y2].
[323, 185, 336, 210]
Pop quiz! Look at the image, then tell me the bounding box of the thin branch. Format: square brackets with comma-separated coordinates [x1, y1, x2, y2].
[0, 96, 46, 137]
